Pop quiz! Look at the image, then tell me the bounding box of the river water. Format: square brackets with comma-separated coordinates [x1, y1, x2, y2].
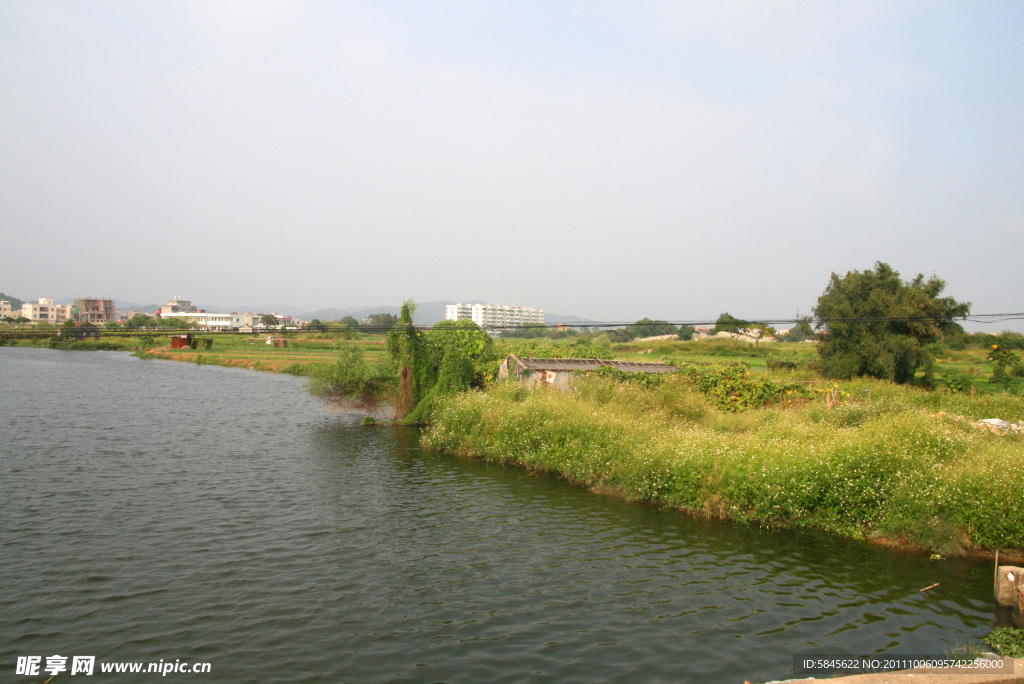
[0, 348, 1003, 682]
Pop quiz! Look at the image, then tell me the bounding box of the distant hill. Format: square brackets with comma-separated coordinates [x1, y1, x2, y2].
[303, 301, 456, 325]
[543, 313, 595, 325]
[114, 300, 161, 314]
[0, 292, 24, 310]
[301, 301, 594, 327]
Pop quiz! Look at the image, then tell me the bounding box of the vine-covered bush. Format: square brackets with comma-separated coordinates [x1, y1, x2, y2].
[676, 363, 814, 411]
[586, 363, 813, 411]
[387, 302, 498, 422]
[496, 339, 613, 360]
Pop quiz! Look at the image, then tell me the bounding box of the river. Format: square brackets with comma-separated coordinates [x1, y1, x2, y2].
[0, 348, 1003, 682]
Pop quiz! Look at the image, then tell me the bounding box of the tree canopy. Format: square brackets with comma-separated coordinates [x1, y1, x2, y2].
[362, 313, 398, 330]
[630, 318, 678, 339]
[125, 313, 160, 329]
[777, 316, 814, 342]
[813, 262, 970, 383]
[712, 313, 748, 334]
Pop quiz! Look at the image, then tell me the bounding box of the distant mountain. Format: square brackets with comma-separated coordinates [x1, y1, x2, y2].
[303, 301, 455, 325]
[221, 304, 310, 317]
[544, 313, 596, 325]
[114, 300, 161, 314]
[0, 292, 24, 310]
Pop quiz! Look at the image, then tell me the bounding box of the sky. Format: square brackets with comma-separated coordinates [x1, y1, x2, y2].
[1, 1, 1022, 329]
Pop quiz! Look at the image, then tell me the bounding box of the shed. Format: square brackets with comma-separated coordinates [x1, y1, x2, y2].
[170, 334, 193, 349]
[72, 322, 101, 340]
[497, 354, 675, 388]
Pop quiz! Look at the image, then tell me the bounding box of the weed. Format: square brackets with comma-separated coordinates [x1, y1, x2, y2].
[984, 628, 1024, 658]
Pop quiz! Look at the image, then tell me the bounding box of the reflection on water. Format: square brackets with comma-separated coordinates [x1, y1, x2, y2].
[0, 348, 1000, 683]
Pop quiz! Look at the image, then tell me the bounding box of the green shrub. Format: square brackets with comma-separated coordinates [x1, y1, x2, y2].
[306, 342, 397, 409]
[985, 628, 1024, 658]
[766, 355, 800, 371]
[942, 367, 972, 393]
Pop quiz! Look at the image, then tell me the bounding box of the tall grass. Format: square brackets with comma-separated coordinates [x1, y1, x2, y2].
[424, 376, 1024, 553]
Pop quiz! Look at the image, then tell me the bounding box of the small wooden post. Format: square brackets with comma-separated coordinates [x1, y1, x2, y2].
[995, 550, 1000, 595]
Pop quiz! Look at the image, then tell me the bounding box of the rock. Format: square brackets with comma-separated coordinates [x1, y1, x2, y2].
[996, 566, 1024, 607]
[977, 418, 1024, 435]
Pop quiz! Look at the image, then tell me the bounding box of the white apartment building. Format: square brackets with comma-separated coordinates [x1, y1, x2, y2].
[446, 303, 544, 329]
[21, 298, 70, 323]
[159, 311, 235, 330]
[445, 303, 473, 321]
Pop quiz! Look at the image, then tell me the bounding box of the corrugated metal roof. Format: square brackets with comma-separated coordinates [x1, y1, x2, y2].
[512, 357, 675, 374]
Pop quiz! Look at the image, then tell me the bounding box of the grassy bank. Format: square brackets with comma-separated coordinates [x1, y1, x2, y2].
[424, 374, 1024, 556]
[134, 335, 389, 374]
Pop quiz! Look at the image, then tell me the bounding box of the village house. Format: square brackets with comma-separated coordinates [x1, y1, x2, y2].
[21, 298, 70, 324]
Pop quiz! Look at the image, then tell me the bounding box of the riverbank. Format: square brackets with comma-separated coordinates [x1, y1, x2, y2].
[423, 375, 1024, 559]
[134, 337, 389, 374]
[137, 346, 321, 374]
[45, 336, 1024, 558]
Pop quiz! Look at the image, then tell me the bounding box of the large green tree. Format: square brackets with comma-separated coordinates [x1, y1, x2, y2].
[362, 313, 398, 330]
[813, 262, 970, 383]
[778, 316, 814, 342]
[712, 312, 748, 334]
[125, 313, 159, 329]
[630, 318, 679, 339]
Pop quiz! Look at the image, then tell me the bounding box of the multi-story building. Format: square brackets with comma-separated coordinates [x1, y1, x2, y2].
[159, 311, 234, 331]
[0, 300, 11, 319]
[72, 298, 116, 324]
[446, 303, 544, 330]
[445, 303, 473, 321]
[21, 298, 70, 324]
[159, 297, 198, 315]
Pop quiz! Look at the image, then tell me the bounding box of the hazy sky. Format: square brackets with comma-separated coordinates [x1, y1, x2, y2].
[2, 1, 1022, 328]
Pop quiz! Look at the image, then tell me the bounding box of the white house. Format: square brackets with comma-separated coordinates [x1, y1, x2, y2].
[21, 298, 70, 323]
